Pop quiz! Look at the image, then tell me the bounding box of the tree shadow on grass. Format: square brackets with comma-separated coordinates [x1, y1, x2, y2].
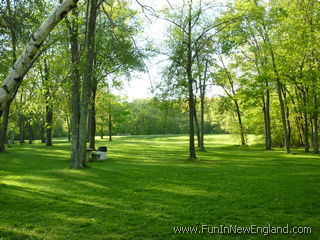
[0, 229, 41, 240]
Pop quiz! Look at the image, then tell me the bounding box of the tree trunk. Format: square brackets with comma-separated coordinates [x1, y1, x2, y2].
[78, 0, 98, 165]
[0, 106, 9, 152]
[264, 81, 272, 150]
[89, 86, 97, 149]
[66, 116, 71, 141]
[19, 114, 24, 145]
[313, 92, 319, 153]
[45, 96, 53, 146]
[199, 88, 205, 151]
[108, 113, 112, 142]
[260, 20, 290, 153]
[234, 99, 246, 146]
[100, 127, 103, 139]
[194, 110, 200, 148]
[186, 1, 196, 160]
[41, 123, 45, 143]
[302, 90, 310, 152]
[0, 0, 79, 116]
[43, 58, 53, 147]
[198, 60, 207, 152]
[28, 121, 33, 144]
[286, 106, 291, 144]
[68, 9, 81, 168]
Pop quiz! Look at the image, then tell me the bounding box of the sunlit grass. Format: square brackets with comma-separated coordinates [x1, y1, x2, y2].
[0, 134, 319, 239]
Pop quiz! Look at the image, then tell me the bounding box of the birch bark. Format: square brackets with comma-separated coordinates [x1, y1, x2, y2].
[0, 0, 79, 116]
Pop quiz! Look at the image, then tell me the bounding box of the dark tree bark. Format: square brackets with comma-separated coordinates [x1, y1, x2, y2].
[67, 9, 81, 168]
[198, 60, 208, 152]
[302, 89, 310, 152]
[312, 92, 319, 153]
[264, 81, 272, 150]
[19, 114, 25, 145]
[41, 123, 45, 143]
[78, 0, 98, 165]
[108, 112, 112, 142]
[66, 116, 71, 141]
[0, 106, 10, 151]
[27, 121, 33, 144]
[100, 127, 104, 139]
[43, 59, 53, 147]
[194, 109, 200, 148]
[89, 85, 97, 149]
[45, 96, 53, 146]
[185, 1, 196, 160]
[234, 100, 246, 146]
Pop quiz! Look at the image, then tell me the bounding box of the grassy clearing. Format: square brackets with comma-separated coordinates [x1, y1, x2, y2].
[0, 134, 319, 240]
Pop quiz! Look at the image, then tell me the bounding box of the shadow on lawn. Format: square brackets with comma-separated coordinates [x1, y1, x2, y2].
[1, 135, 320, 239]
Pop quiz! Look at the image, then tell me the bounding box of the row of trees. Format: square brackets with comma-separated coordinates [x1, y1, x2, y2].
[156, 0, 319, 159]
[0, 0, 319, 167]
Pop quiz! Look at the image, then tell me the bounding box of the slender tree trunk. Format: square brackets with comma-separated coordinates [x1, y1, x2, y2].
[313, 92, 319, 153]
[286, 106, 291, 144]
[45, 96, 53, 146]
[78, 0, 98, 165]
[264, 81, 272, 150]
[199, 89, 205, 151]
[41, 123, 45, 143]
[100, 127, 103, 139]
[108, 113, 112, 141]
[19, 114, 24, 145]
[194, 110, 200, 148]
[302, 90, 310, 152]
[28, 121, 33, 144]
[0, 106, 9, 152]
[198, 60, 207, 152]
[234, 99, 246, 146]
[89, 86, 97, 149]
[186, 0, 196, 160]
[66, 117, 71, 141]
[44, 59, 53, 147]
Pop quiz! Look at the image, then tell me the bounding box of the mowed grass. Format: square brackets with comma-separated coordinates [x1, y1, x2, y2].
[0, 134, 319, 240]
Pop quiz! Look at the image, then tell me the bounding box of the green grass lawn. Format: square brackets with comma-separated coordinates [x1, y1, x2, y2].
[0, 134, 319, 240]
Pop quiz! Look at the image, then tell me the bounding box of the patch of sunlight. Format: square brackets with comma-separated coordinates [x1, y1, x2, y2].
[72, 199, 113, 209]
[55, 169, 97, 177]
[1, 180, 53, 192]
[146, 210, 172, 219]
[291, 172, 320, 176]
[3, 175, 56, 181]
[50, 212, 97, 224]
[149, 184, 227, 197]
[1, 177, 65, 195]
[77, 180, 109, 190]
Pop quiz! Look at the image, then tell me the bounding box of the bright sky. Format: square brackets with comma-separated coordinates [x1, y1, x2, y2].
[118, 0, 226, 100]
